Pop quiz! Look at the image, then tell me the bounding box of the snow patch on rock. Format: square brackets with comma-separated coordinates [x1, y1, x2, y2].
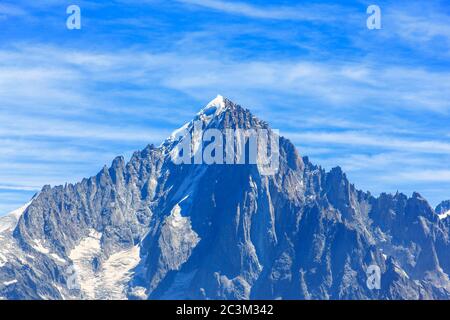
[97, 245, 141, 299]
[156, 198, 200, 275]
[32, 240, 50, 254]
[31, 240, 66, 263]
[0, 201, 32, 233]
[68, 229, 102, 299]
[438, 210, 450, 220]
[165, 201, 200, 247]
[69, 229, 140, 299]
[3, 279, 17, 286]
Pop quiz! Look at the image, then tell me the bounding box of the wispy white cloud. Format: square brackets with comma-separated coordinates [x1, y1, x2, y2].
[4, 43, 450, 113]
[176, 0, 344, 22]
[387, 3, 450, 45]
[352, 2, 450, 60]
[0, 113, 169, 143]
[159, 58, 450, 113]
[0, 3, 27, 17]
[382, 170, 450, 183]
[288, 131, 450, 155]
[1, 44, 449, 166]
[0, 184, 41, 192]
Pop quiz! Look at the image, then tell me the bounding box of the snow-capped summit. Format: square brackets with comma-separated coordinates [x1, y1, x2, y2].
[164, 95, 263, 148]
[198, 94, 227, 117]
[165, 95, 227, 146]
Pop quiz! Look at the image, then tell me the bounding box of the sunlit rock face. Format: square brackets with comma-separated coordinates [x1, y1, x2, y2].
[1, 96, 449, 300]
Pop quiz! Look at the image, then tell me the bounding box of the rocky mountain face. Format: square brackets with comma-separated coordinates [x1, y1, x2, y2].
[436, 201, 450, 213]
[1, 96, 450, 300]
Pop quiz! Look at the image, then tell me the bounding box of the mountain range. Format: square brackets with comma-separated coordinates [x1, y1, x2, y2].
[1, 96, 450, 300]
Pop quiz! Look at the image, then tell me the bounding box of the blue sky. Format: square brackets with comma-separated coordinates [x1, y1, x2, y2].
[0, 0, 450, 214]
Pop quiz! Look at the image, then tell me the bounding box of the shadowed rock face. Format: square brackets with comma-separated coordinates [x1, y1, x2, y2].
[1, 96, 449, 300]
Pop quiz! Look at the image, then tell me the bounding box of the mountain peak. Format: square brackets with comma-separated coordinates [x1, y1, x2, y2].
[3, 95, 450, 300]
[165, 96, 265, 148]
[205, 94, 225, 109]
[197, 95, 251, 121]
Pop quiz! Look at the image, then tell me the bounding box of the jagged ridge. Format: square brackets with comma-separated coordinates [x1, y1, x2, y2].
[1, 96, 450, 300]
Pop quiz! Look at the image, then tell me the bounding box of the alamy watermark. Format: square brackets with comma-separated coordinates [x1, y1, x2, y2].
[66, 264, 81, 291]
[66, 5, 81, 30]
[366, 5, 381, 30]
[65, 5, 380, 31]
[169, 121, 280, 176]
